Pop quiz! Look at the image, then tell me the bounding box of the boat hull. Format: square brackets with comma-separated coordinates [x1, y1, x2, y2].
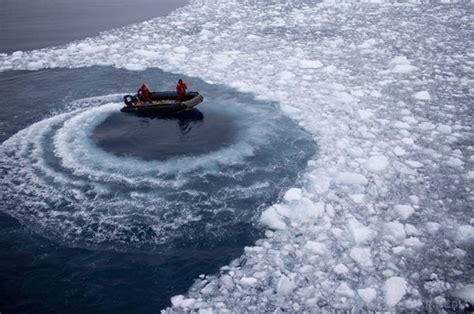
[121, 91, 203, 114]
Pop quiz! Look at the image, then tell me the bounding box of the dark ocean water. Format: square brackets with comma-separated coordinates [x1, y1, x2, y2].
[0, 66, 317, 313]
[0, 0, 188, 53]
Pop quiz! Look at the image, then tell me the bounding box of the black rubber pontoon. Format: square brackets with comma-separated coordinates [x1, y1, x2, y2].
[121, 91, 204, 114]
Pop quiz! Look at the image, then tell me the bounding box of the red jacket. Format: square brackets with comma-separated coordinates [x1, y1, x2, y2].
[176, 82, 188, 93]
[138, 84, 150, 95]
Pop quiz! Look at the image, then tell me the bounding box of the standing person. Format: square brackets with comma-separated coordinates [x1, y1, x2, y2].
[137, 83, 152, 103]
[176, 79, 188, 101]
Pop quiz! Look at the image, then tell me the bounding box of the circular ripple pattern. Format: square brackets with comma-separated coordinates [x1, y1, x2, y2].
[0, 93, 315, 251]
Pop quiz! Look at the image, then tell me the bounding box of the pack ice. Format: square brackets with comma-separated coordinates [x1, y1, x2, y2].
[0, 0, 472, 312]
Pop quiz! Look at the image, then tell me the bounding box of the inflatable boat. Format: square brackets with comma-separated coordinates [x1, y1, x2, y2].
[121, 91, 204, 114]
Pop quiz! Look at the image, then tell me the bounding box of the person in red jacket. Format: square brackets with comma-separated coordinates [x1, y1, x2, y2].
[137, 83, 152, 103]
[176, 79, 188, 101]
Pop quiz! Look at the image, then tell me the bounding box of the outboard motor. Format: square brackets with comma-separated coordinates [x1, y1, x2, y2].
[123, 95, 136, 107]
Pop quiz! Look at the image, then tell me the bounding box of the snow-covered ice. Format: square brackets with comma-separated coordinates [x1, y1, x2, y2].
[0, 0, 472, 312]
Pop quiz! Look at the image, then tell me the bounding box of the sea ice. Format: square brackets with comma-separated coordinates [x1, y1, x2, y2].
[437, 124, 452, 134]
[277, 275, 296, 296]
[299, 59, 323, 69]
[333, 264, 349, 275]
[365, 155, 389, 172]
[335, 172, 368, 185]
[391, 64, 418, 73]
[393, 146, 406, 156]
[384, 221, 406, 241]
[412, 91, 431, 101]
[394, 204, 415, 220]
[304, 241, 327, 256]
[347, 218, 374, 244]
[350, 247, 373, 268]
[453, 284, 474, 304]
[446, 156, 464, 168]
[260, 207, 286, 230]
[240, 277, 258, 286]
[336, 282, 355, 298]
[284, 188, 303, 202]
[358, 287, 377, 304]
[384, 277, 408, 307]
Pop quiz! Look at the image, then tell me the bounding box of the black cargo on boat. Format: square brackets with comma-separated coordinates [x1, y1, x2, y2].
[121, 91, 204, 114]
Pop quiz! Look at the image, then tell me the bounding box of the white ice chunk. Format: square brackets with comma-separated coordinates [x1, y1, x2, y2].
[359, 38, 377, 49]
[307, 170, 331, 195]
[370, 90, 382, 98]
[350, 247, 373, 267]
[394, 121, 411, 129]
[273, 200, 324, 223]
[384, 221, 406, 241]
[412, 91, 431, 101]
[394, 204, 415, 220]
[358, 287, 377, 304]
[173, 46, 190, 54]
[393, 246, 406, 254]
[279, 71, 295, 80]
[358, 109, 374, 120]
[426, 222, 441, 234]
[333, 263, 349, 275]
[260, 207, 286, 230]
[390, 55, 410, 65]
[391, 64, 418, 73]
[299, 59, 323, 69]
[405, 224, 421, 236]
[336, 172, 368, 185]
[304, 241, 327, 256]
[365, 155, 389, 172]
[457, 225, 474, 244]
[322, 65, 337, 73]
[11, 50, 24, 59]
[404, 237, 424, 248]
[384, 277, 408, 307]
[437, 124, 452, 134]
[402, 137, 415, 145]
[349, 194, 365, 204]
[453, 284, 474, 304]
[351, 89, 365, 98]
[406, 160, 423, 168]
[446, 157, 464, 168]
[240, 277, 258, 286]
[402, 116, 418, 124]
[171, 295, 196, 308]
[336, 282, 355, 298]
[419, 122, 436, 130]
[284, 188, 303, 202]
[393, 146, 407, 156]
[347, 218, 374, 244]
[465, 171, 474, 180]
[277, 275, 295, 296]
[220, 275, 234, 290]
[334, 91, 356, 104]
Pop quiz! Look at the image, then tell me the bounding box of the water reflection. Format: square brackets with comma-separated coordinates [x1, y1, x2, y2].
[93, 108, 234, 161]
[142, 109, 205, 135]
